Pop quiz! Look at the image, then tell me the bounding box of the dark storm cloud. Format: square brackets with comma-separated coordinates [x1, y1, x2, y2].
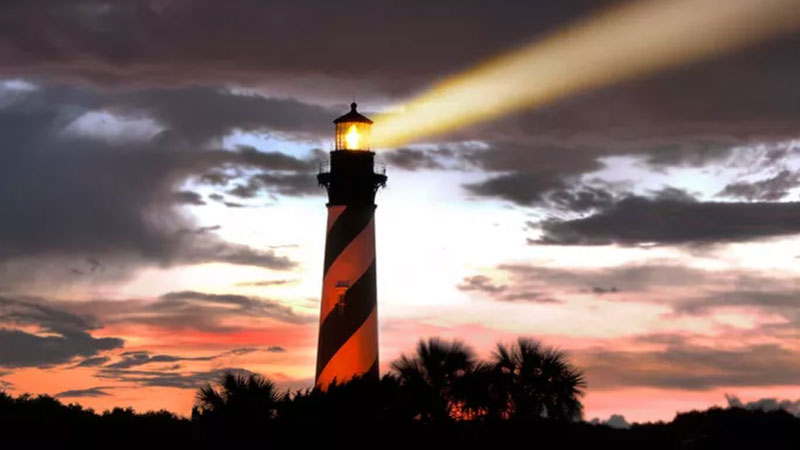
[0, 330, 122, 369]
[465, 171, 570, 205]
[0, 84, 326, 286]
[106, 351, 214, 370]
[74, 356, 111, 368]
[172, 190, 206, 205]
[0, 297, 124, 368]
[459, 139, 610, 205]
[103, 346, 283, 369]
[108, 88, 334, 144]
[456, 32, 800, 207]
[535, 193, 800, 246]
[227, 172, 319, 200]
[382, 148, 446, 171]
[54, 290, 313, 334]
[97, 367, 255, 389]
[251, 173, 320, 197]
[2, 1, 800, 216]
[200, 171, 233, 186]
[0, 0, 617, 90]
[581, 341, 800, 390]
[55, 386, 114, 398]
[177, 241, 293, 269]
[717, 169, 800, 201]
[544, 186, 618, 213]
[157, 291, 312, 325]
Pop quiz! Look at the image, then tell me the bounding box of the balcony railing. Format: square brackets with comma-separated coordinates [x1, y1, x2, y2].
[318, 161, 386, 175]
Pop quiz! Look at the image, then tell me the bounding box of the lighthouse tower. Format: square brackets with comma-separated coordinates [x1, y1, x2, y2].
[315, 102, 386, 389]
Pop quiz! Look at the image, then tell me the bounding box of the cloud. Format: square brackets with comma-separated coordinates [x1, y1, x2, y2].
[457, 275, 507, 294]
[97, 367, 255, 389]
[0, 1, 624, 91]
[726, 394, 800, 417]
[0, 84, 322, 288]
[55, 386, 114, 398]
[0, 297, 123, 368]
[464, 262, 800, 341]
[74, 356, 111, 368]
[106, 351, 213, 370]
[235, 279, 295, 287]
[590, 414, 631, 429]
[2, 2, 800, 220]
[107, 87, 334, 144]
[103, 346, 287, 369]
[463, 262, 707, 306]
[496, 263, 710, 294]
[156, 291, 313, 325]
[545, 186, 617, 213]
[220, 346, 286, 355]
[176, 241, 294, 269]
[465, 171, 569, 206]
[228, 172, 319, 200]
[535, 193, 800, 246]
[55, 290, 313, 335]
[717, 169, 800, 201]
[591, 286, 619, 295]
[383, 148, 446, 171]
[172, 190, 206, 205]
[458, 272, 567, 303]
[581, 341, 800, 390]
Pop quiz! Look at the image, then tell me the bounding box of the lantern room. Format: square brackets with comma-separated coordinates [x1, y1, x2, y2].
[334, 102, 373, 151]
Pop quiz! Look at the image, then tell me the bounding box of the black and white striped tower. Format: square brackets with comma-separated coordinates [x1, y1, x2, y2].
[315, 102, 386, 389]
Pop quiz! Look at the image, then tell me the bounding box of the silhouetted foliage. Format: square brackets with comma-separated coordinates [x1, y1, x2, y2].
[489, 337, 586, 421]
[2, 337, 799, 448]
[193, 372, 279, 429]
[391, 337, 482, 422]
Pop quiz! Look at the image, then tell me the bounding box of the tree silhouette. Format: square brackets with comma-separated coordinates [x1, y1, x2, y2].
[390, 337, 481, 422]
[490, 337, 586, 421]
[193, 372, 280, 428]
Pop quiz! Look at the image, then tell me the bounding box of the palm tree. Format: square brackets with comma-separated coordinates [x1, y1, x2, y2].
[194, 372, 280, 425]
[390, 337, 482, 422]
[490, 337, 586, 421]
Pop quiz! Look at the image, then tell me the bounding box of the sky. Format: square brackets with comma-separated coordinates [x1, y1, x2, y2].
[2, 0, 800, 423]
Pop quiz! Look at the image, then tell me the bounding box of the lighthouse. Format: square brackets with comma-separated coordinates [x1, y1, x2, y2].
[315, 102, 386, 389]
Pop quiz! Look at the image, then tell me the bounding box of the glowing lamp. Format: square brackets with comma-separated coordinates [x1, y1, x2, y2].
[334, 102, 372, 150]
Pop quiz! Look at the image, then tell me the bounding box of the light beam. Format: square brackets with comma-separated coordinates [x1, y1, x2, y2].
[372, 0, 800, 149]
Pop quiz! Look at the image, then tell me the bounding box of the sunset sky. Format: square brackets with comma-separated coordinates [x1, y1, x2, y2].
[2, 0, 800, 423]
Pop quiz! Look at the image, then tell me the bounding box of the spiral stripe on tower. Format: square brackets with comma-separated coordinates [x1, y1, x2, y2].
[315, 205, 379, 388]
[315, 103, 386, 390]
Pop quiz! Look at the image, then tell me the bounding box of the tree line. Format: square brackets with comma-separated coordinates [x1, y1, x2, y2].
[1, 336, 799, 448]
[193, 337, 586, 426]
